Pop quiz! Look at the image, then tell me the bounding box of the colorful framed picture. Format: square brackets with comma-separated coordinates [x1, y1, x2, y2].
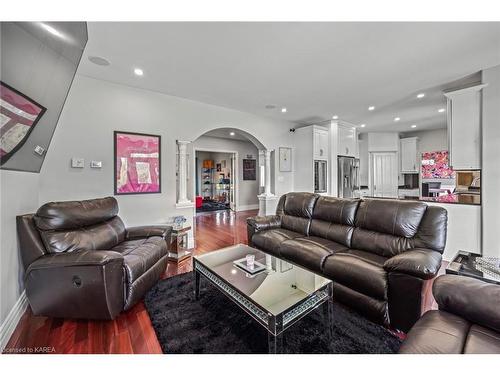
[0, 81, 46, 165]
[114, 131, 161, 195]
[421, 151, 455, 179]
[243, 158, 256, 180]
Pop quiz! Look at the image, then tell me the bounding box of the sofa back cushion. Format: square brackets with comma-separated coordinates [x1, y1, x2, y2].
[310, 196, 360, 247]
[352, 199, 428, 257]
[34, 197, 126, 253]
[280, 192, 319, 235]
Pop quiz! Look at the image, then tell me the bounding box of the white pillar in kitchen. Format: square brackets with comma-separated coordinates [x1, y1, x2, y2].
[176, 140, 194, 208]
[330, 120, 339, 197]
[258, 149, 277, 216]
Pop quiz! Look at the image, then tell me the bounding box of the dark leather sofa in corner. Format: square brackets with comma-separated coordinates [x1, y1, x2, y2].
[16, 196, 172, 320]
[247, 192, 448, 332]
[399, 275, 500, 353]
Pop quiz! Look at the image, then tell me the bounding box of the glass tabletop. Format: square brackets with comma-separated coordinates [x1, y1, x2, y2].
[447, 251, 500, 284]
[194, 244, 331, 316]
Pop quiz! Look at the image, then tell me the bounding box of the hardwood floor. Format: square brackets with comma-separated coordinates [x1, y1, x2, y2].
[4, 209, 257, 354]
[4, 208, 445, 354]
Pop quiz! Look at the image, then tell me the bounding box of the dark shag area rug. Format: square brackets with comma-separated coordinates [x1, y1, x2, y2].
[144, 272, 402, 354]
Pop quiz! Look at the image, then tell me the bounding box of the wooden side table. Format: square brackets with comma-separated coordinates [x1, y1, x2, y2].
[168, 226, 192, 263]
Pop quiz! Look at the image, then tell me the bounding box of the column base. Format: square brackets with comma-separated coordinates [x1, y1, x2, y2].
[175, 200, 194, 209]
[258, 194, 278, 216]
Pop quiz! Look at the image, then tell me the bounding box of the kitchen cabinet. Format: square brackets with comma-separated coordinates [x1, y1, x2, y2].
[444, 84, 487, 170]
[294, 125, 330, 193]
[400, 137, 418, 173]
[338, 124, 357, 157]
[313, 127, 329, 160]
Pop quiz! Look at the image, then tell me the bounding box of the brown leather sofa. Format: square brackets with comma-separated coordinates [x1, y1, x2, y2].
[399, 275, 500, 353]
[17, 196, 172, 320]
[247, 192, 447, 332]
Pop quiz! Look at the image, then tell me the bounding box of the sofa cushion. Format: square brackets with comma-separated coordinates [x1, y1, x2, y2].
[279, 236, 348, 274]
[34, 196, 119, 231]
[463, 325, 500, 354]
[251, 228, 305, 257]
[280, 192, 319, 235]
[354, 199, 427, 238]
[39, 216, 127, 254]
[399, 310, 470, 354]
[112, 237, 167, 283]
[322, 249, 388, 300]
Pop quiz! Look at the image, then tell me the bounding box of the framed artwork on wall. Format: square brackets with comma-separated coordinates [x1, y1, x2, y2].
[114, 131, 161, 195]
[279, 147, 292, 172]
[0, 81, 46, 165]
[243, 158, 256, 180]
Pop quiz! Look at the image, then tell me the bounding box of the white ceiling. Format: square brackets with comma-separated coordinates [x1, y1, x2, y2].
[79, 22, 500, 133]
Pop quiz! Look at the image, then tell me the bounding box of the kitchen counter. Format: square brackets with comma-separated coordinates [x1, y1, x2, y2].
[362, 193, 480, 206]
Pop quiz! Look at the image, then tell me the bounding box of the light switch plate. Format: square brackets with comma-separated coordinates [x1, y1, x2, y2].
[71, 158, 85, 168]
[90, 160, 102, 168]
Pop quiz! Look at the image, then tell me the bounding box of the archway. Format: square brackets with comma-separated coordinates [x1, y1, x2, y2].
[189, 127, 270, 213]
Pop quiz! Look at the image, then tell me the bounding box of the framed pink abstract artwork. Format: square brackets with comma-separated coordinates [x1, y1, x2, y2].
[421, 151, 455, 179]
[0, 81, 46, 165]
[114, 131, 161, 195]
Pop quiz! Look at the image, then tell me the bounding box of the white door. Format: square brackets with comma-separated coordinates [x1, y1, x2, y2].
[371, 152, 398, 198]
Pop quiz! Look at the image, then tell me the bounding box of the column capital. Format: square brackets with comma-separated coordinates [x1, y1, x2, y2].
[176, 140, 192, 145]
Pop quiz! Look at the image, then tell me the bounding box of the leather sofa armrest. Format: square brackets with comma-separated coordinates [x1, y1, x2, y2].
[433, 274, 500, 332]
[25, 250, 125, 320]
[246, 215, 282, 232]
[27, 249, 123, 272]
[246, 215, 281, 247]
[126, 225, 172, 241]
[383, 248, 442, 280]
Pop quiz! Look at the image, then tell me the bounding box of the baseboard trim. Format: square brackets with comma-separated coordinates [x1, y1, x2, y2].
[236, 204, 259, 212]
[0, 290, 28, 352]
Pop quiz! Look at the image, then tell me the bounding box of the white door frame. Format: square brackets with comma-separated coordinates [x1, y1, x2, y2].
[192, 147, 239, 212]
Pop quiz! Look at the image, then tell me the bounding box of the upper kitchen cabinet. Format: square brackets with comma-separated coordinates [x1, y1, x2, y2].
[313, 126, 329, 160]
[338, 123, 358, 157]
[400, 137, 418, 173]
[444, 84, 487, 170]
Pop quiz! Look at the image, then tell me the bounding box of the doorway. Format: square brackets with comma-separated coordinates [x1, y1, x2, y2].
[195, 149, 237, 213]
[370, 152, 398, 197]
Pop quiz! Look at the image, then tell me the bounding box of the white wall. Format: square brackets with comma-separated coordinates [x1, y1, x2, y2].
[38, 75, 295, 225]
[482, 64, 500, 257]
[192, 136, 260, 210]
[402, 128, 448, 154]
[0, 170, 39, 324]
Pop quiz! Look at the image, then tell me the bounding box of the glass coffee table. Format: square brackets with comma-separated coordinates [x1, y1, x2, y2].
[193, 244, 333, 353]
[446, 250, 500, 285]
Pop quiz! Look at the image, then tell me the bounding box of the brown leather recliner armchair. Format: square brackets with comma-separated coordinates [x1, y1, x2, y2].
[16, 196, 172, 320]
[247, 192, 448, 332]
[399, 275, 500, 354]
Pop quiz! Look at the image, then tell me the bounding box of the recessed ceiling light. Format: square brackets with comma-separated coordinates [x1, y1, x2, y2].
[360, 124, 366, 128]
[394, 117, 401, 122]
[411, 124, 417, 128]
[417, 93, 425, 99]
[88, 56, 111, 66]
[229, 132, 235, 136]
[368, 106, 375, 111]
[134, 68, 144, 76]
[281, 107, 287, 113]
[438, 108, 446, 113]
[332, 115, 339, 120]
[40, 23, 64, 38]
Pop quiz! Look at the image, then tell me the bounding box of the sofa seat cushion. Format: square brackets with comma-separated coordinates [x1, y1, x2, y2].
[251, 228, 304, 257]
[322, 249, 388, 300]
[464, 324, 500, 354]
[112, 237, 167, 283]
[399, 310, 471, 354]
[279, 236, 348, 274]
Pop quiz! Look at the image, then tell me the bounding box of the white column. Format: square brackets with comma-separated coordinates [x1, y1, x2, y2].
[258, 149, 277, 216]
[176, 140, 194, 208]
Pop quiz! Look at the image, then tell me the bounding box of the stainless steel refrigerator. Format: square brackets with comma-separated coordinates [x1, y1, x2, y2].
[338, 156, 360, 198]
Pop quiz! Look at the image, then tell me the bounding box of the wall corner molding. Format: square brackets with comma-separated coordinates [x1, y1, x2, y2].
[0, 290, 28, 352]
